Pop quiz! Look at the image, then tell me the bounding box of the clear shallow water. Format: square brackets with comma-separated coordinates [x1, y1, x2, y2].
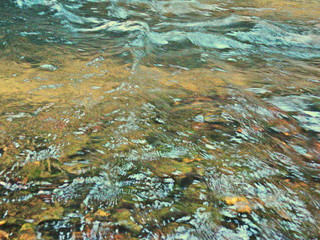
[0, 0, 319, 239]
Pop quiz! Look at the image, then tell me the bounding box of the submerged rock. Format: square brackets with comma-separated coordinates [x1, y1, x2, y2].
[39, 64, 58, 71]
[0, 230, 8, 240]
[224, 196, 251, 214]
[114, 209, 142, 235]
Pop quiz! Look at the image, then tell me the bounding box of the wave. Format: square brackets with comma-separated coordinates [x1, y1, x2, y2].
[3, 0, 320, 63]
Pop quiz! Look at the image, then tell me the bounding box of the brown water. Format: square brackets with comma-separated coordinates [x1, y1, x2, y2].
[0, 0, 319, 239]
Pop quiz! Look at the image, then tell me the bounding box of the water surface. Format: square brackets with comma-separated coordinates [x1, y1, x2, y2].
[0, 0, 319, 239]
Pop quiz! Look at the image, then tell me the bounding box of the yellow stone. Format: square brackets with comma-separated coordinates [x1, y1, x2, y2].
[225, 196, 249, 205]
[225, 196, 251, 214]
[182, 158, 202, 163]
[18, 233, 37, 240]
[0, 230, 8, 240]
[94, 209, 110, 217]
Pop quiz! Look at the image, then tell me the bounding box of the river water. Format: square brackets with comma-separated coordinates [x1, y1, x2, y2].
[0, 0, 319, 239]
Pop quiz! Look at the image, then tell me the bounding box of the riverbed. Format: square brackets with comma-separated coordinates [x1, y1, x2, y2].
[0, 0, 319, 239]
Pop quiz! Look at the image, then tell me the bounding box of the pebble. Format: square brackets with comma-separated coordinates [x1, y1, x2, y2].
[39, 64, 58, 71]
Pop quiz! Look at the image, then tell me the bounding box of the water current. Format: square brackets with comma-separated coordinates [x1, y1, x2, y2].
[0, 0, 319, 239]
